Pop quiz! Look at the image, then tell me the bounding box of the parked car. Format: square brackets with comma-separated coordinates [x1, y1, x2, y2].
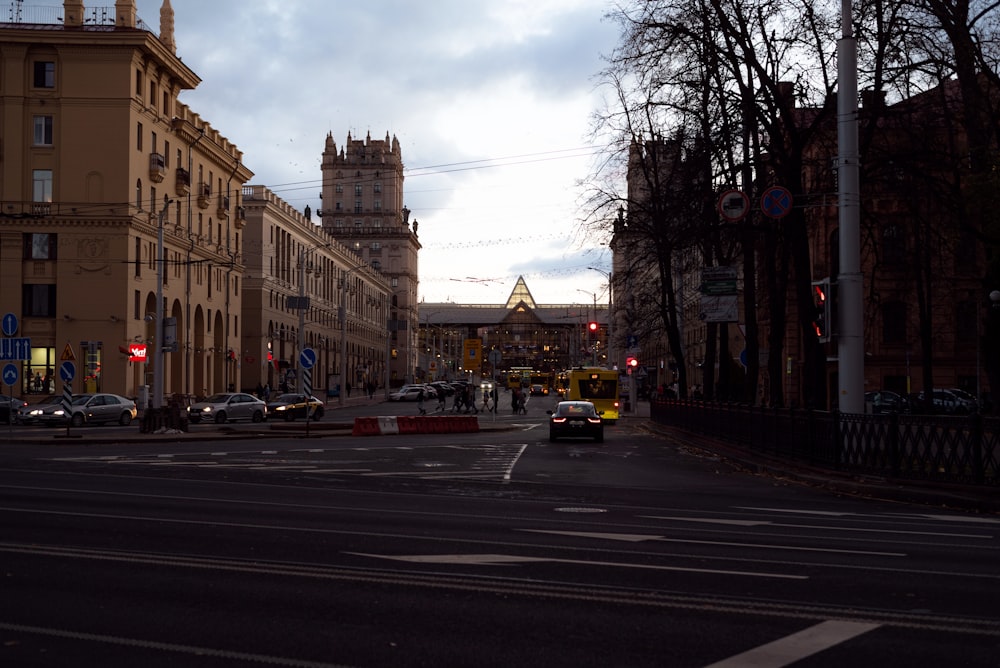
[864, 390, 910, 414]
[64, 393, 138, 426]
[389, 385, 428, 401]
[915, 388, 978, 414]
[20, 394, 85, 425]
[266, 393, 324, 421]
[188, 392, 267, 423]
[0, 395, 27, 424]
[547, 400, 604, 443]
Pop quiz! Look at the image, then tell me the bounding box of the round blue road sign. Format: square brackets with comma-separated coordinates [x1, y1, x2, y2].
[760, 185, 793, 219]
[299, 347, 317, 370]
[2, 313, 17, 337]
[2, 363, 18, 386]
[59, 360, 75, 383]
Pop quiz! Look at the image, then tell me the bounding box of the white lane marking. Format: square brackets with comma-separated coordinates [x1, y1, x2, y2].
[347, 552, 807, 579]
[502, 444, 528, 480]
[0, 621, 344, 668]
[703, 620, 881, 668]
[741, 507, 1000, 525]
[520, 529, 905, 557]
[644, 515, 991, 539]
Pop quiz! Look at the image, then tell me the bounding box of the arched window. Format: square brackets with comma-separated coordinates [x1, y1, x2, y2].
[136, 179, 142, 209]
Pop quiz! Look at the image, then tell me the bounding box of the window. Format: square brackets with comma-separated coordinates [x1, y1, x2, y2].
[355, 184, 363, 196]
[32, 170, 52, 202]
[881, 224, 906, 265]
[335, 184, 343, 194]
[33, 115, 53, 145]
[33, 61, 55, 88]
[23, 233, 57, 260]
[881, 301, 907, 344]
[374, 182, 382, 193]
[137, 122, 143, 151]
[135, 238, 141, 277]
[22, 284, 56, 317]
[135, 68, 142, 96]
[136, 179, 142, 209]
[370, 242, 381, 250]
[354, 199, 362, 213]
[371, 260, 382, 270]
[374, 199, 382, 211]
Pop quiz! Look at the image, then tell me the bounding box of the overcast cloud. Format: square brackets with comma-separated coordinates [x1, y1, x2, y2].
[33, 1, 622, 305]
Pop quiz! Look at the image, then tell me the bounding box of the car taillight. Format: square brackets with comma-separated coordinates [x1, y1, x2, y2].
[551, 417, 567, 423]
[587, 418, 601, 424]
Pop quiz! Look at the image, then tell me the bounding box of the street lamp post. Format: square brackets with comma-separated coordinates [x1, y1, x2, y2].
[152, 198, 173, 410]
[589, 267, 613, 368]
[339, 266, 361, 407]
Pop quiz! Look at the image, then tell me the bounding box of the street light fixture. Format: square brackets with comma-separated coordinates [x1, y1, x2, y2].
[152, 197, 173, 410]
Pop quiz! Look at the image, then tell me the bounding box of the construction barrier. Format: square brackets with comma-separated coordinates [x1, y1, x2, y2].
[351, 415, 480, 436]
[351, 417, 381, 436]
[377, 416, 399, 434]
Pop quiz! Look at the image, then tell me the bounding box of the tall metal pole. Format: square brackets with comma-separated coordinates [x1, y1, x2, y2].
[339, 267, 359, 406]
[837, 0, 864, 413]
[297, 246, 306, 392]
[153, 198, 173, 410]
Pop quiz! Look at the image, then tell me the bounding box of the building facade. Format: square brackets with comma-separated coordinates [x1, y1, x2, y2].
[0, 0, 253, 403]
[318, 131, 420, 385]
[240, 185, 390, 397]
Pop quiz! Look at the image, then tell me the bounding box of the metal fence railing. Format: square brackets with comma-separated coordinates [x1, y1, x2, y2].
[650, 399, 999, 487]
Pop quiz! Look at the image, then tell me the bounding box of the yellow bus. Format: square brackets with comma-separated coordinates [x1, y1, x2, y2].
[506, 367, 533, 390]
[566, 367, 620, 423]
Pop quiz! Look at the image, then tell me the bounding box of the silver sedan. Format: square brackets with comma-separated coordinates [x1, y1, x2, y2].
[188, 392, 267, 424]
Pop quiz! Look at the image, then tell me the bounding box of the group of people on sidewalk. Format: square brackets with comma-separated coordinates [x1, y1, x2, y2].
[416, 383, 505, 415]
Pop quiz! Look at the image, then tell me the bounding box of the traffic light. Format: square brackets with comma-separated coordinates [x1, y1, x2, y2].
[587, 321, 599, 338]
[811, 278, 831, 343]
[626, 356, 638, 368]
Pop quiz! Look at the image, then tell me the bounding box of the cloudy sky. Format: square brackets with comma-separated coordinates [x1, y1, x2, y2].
[42, 0, 623, 306]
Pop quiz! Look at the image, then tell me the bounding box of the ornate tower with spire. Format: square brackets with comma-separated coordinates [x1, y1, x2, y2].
[318, 130, 420, 383]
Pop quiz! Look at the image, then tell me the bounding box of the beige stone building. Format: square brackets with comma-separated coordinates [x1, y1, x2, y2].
[240, 185, 390, 397]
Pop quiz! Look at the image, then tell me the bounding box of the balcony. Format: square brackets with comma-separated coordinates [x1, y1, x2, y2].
[217, 195, 230, 219]
[175, 167, 190, 196]
[148, 153, 166, 183]
[234, 206, 246, 230]
[197, 183, 211, 209]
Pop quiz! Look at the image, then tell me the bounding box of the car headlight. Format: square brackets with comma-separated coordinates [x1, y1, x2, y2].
[275, 405, 287, 411]
[201, 406, 213, 413]
[54, 409, 65, 416]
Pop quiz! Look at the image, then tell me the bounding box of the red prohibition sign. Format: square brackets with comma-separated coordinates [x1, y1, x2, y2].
[760, 186, 793, 219]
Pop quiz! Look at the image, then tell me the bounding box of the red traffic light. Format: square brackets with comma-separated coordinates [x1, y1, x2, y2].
[626, 356, 638, 367]
[587, 321, 599, 332]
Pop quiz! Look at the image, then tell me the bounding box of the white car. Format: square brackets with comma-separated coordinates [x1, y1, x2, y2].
[389, 385, 429, 401]
[65, 393, 138, 427]
[188, 392, 267, 423]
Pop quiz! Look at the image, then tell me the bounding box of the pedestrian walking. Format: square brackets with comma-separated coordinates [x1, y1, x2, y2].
[417, 388, 427, 415]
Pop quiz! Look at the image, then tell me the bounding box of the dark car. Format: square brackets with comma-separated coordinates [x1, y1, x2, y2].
[266, 393, 324, 421]
[0, 395, 28, 424]
[864, 390, 910, 414]
[547, 400, 604, 443]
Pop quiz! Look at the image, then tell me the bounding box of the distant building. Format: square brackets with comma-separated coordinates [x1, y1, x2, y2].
[417, 277, 610, 383]
[318, 131, 420, 384]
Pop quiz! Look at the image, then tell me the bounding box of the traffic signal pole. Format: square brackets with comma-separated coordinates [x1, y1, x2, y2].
[837, 0, 864, 414]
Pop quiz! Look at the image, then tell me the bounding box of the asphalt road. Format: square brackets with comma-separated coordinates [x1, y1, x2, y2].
[1, 394, 998, 666]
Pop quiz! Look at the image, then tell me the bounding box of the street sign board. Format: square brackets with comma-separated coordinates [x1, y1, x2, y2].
[61, 342, 76, 361]
[488, 349, 502, 366]
[2, 363, 18, 386]
[59, 360, 75, 383]
[760, 185, 793, 219]
[0, 337, 31, 361]
[717, 189, 749, 222]
[699, 295, 739, 323]
[2, 313, 17, 337]
[299, 347, 317, 370]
